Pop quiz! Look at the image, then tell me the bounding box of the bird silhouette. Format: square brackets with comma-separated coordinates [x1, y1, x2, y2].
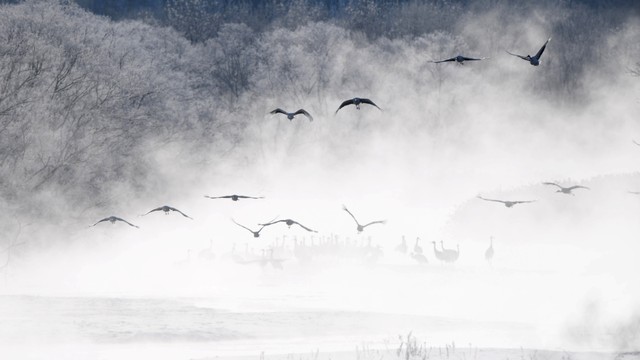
[259, 219, 318, 233]
[543, 182, 589, 195]
[633, 140, 640, 147]
[142, 205, 193, 219]
[477, 196, 536, 208]
[335, 97, 382, 114]
[91, 216, 139, 228]
[270, 108, 313, 121]
[507, 38, 551, 66]
[411, 252, 428, 264]
[205, 194, 264, 201]
[432, 241, 446, 263]
[431, 55, 489, 64]
[413, 237, 423, 255]
[232, 217, 277, 238]
[440, 241, 460, 263]
[267, 247, 285, 269]
[342, 205, 386, 233]
[395, 236, 407, 254]
[485, 237, 494, 264]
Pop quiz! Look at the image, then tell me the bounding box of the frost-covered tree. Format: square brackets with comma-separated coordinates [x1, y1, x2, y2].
[201, 23, 258, 105]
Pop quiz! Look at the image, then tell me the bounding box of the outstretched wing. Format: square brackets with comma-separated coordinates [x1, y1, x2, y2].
[259, 219, 286, 227]
[342, 205, 360, 226]
[335, 99, 355, 114]
[270, 108, 288, 116]
[513, 200, 536, 204]
[291, 221, 317, 233]
[236, 195, 265, 199]
[567, 185, 589, 191]
[204, 195, 231, 199]
[506, 50, 529, 61]
[535, 38, 551, 59]
[294, 109, 313, 121]
[362, 220, 386, 228]
[461, 56, 487, 61]
[258, 216, 279, 231]
[543, 182, 562, 189]
[168, 206, 193, 219]
[360, 98, 382, 111]
[633, 140, 640, 147]
[477, 196, 506, 204]
[232, 219, 255, 234]
[142, 207, 164, 216]
[91, 217, 112, 227]
[114, 217, 139, 228]
[432, 57, 456, 63]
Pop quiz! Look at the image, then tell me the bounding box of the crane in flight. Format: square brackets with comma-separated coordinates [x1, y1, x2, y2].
[259, 219, 318, 233]
[335, 97, 382, 113]
[270, 108, 313, 122]
[232, 217, 277, 238]
[91, 216, 139, 228]
[477, 196, 536, 208]
[142, 205, 193, 219]
[205, 194, 264, 201]
[342, 205, 386, 233]
[431, 55, 489, 64]
[506, 38, 551, 66]
[543, 182, 589, 195]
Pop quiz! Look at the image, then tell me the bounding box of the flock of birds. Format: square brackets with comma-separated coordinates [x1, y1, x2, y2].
[266, 38, 552, 122]
[91, 178, 595, 269]
[89, 35, 637, 269]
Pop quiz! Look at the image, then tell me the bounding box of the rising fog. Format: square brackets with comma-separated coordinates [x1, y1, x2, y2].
[1, 0, 639, 354]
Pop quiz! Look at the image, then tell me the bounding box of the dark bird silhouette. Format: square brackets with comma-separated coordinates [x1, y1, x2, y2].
[477, 196, 536, 208]
[507, 38, 551, 66]
[485, 237, 494, 264]
[232, 217, 277, 238]
[142, 205, 193, 219]
[91, 216, 139, 228]
[543, 182, 589, 195]
[431, 55, 489, 64]
[270, 108, 313, 121]
[205, 194, 264, 201]
[342, 205, 386, 233]
[259, 219, 318, 233]
[335, 97, 382, 114]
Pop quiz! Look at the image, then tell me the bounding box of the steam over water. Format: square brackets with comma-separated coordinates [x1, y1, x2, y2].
[1, 1, 640, 359]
